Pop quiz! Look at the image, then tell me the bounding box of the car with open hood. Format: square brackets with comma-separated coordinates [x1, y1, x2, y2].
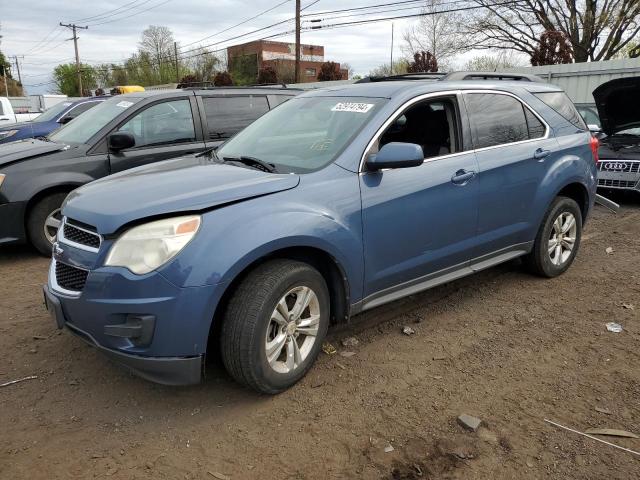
[43, 76, 598, 393]
[592, 77, 640, 193]
[0, 87, 298, 254]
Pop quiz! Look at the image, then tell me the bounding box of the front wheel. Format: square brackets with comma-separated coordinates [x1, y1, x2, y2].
[26, 193, 68, 256]
[524, 196, 582, 278]
[220, 260, 330, 394]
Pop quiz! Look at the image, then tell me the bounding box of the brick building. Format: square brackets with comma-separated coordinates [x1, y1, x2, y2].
[227, 40, 347, 84]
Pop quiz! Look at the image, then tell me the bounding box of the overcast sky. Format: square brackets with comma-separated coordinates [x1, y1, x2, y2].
[1, 0, 426, 95]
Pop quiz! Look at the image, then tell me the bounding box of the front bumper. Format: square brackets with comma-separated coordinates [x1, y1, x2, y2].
[44, 283, 202, 385]
[0, 201, 27, 245]
[597, 160, 640, 191]
[44, 282, 204, 385]
[44, 248, 223, 385]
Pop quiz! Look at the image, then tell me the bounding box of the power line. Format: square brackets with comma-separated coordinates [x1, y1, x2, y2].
[71, 0, 144, 23]
[307, 0, 520, 31]
[179, 0, 292, 50]
[87, 0, 172, 26]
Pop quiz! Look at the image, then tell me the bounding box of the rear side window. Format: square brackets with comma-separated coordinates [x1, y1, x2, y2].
[534, 91, 586, 129]
[66, 101, 100, 120]
[465, 93, 529, 148]
[203, 96, 269, 140]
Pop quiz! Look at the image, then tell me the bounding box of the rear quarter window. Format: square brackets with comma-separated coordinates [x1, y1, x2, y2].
[534, 91, 586, 130]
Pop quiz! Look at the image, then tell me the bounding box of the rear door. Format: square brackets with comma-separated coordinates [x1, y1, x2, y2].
[463, 91, 555, 258]
[199, 95, 270, 147]
[109, 96, 206, 173]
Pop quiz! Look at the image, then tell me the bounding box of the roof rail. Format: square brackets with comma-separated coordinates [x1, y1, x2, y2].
[180, 84, 301, 91]
[354, 71, 545, 84]
[441, 71, 545, 82]
[355, 72, 447, 83]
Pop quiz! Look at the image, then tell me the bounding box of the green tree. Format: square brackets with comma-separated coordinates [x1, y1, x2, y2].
[53, 63, 97, 96]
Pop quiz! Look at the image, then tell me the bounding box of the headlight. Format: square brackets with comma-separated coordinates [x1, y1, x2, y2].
[0, 174, 5, 189]
[105, 215, 201, 274]
[0, 130, 18, 140]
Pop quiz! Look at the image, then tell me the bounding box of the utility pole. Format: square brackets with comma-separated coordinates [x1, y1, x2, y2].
[174, 41, 179, 83]
[60, 22, 88, 96]
[390, 23, 394, 75]
[13, 55, 22, 85]
[295, 0, 301, 83]
[1, 66, 8, 97]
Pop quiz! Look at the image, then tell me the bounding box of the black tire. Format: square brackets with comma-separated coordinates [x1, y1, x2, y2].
[220, 259, 330, 394]
[26, 193, 67, 256]
[524, 196, 582, 278]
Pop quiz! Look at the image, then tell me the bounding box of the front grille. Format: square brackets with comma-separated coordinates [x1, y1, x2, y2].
[55, 261, 89, 292]
[598, 161, 640, 173]
[62, 220, 101, 249]
[597, 178, 638, 188]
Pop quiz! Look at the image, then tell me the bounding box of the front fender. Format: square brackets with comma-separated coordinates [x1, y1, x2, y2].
[159, 165, 364, 300]
[22, 172, 97, 204]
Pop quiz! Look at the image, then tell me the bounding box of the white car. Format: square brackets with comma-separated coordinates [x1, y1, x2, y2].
[0, 97, 40, 124]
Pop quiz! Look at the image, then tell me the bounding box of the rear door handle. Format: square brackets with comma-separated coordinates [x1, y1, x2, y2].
[451, 169, 476, 185]
[534, 148, 550, 160]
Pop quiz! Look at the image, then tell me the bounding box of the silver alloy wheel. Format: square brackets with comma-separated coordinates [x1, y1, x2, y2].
[44, 208, 62, 244]
[548, 211, 577, 266]
[265, 285, 320, 374]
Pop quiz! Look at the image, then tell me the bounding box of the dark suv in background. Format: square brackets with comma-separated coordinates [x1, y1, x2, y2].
[0, 87, 299, 254]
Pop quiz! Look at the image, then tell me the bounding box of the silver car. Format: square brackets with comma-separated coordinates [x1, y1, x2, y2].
[592, 77, 640, 192]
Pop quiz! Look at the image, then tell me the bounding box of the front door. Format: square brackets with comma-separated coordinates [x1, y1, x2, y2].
[360, 95, 479, 303]
[108, 97, 206, 173]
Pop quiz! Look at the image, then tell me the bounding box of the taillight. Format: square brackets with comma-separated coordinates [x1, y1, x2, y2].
[589, 135, 599, 164]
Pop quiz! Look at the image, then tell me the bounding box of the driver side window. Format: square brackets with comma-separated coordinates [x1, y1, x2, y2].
[377, 97, 460, 159]
[119, 99, 196, 148]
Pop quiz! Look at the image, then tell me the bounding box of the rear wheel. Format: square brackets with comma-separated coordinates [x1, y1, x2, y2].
[524, 196, 582, 278]
[220, 259, 330, 394]
[26, 193, 67, 256]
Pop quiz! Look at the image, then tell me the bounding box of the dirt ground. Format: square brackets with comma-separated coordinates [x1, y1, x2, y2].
[1, 194, 639, 480]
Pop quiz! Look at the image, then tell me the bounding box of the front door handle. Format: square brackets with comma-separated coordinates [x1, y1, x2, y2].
[451, 169, 476, 185]
[534, 148, 551, 160]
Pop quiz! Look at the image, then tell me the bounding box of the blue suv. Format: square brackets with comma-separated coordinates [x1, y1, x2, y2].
[43, 75, 598, 393]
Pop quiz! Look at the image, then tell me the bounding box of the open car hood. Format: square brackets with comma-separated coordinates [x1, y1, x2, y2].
[63, 155, 301, 234]
[593, 77, 640, 135]
[0, 138, 69, 167]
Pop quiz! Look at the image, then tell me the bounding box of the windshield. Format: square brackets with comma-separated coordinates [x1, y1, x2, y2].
[33, 102, 73, 123]
[49, 96, 142, 144]
[217, 96, 387, 173]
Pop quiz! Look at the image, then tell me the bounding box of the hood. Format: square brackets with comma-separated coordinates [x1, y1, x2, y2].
[63, 155, 301, 234]
[0, 138, 70, 167]
[0, 120, 33, 131]
[593, 77, 640, 135]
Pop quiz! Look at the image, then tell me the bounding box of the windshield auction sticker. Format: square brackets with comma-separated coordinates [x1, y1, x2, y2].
[116, 101, 134, 108]
[331, 102, 374, 113]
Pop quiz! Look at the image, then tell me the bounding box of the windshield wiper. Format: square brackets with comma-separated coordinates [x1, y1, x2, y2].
[222, 156, 278, 173]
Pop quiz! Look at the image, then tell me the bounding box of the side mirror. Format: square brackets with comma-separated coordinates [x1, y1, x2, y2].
[108, 131, 136, 151]
[366, 142, 424, 171]
[587, 124, 601, 133]
[59, 115, 74, 125]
